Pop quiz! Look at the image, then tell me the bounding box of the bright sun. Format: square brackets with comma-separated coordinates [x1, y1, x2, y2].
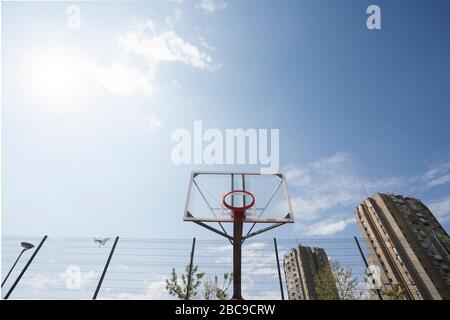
[23, 48, 85, 100]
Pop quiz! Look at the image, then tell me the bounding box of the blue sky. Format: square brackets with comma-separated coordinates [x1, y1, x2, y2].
[2, 0, 450, 241]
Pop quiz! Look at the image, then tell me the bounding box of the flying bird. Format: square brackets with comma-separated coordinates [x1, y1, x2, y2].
[94, 238, 111, 247]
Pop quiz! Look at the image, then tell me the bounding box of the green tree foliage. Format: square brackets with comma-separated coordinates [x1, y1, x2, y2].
[203, 273, 233, 300]
[330, 260, 362, 300]
[165, 265, 205, 299]
[165, 265, 232, 300]
[314, 264, 340, 300]
[314, 259, 363, 300]
[383, 283, 406, 300]
[435, 231, 450, 246]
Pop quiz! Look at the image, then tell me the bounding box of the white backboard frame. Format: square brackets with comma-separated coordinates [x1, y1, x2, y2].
[183, 171, 294, 224]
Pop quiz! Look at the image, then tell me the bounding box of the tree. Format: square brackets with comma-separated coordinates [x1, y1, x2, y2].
[165, 265, 232, 300]
[435, 231, 450, 246]
[165, 265, 205, 299]
[329, 259, 362, 300]
[383, 283, 405, 300]
[314, 265, 340, 300]
[203, 273, 233, 300]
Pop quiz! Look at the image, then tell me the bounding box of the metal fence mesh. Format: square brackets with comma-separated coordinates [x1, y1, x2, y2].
[1, 236, 373, 300]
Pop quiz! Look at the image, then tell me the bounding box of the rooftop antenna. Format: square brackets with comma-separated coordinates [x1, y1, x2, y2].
[361, 184, 370, 198]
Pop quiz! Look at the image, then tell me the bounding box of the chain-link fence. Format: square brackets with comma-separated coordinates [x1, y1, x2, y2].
[1, 236, 375, 300]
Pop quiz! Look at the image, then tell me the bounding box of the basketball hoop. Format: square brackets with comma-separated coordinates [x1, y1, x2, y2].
[222, 190, 255, 222]
[222, 189, 255, 300]
[184, 171, 294, 300]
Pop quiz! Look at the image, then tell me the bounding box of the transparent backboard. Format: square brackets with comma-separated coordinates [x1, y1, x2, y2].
[184, 171, 294, 224]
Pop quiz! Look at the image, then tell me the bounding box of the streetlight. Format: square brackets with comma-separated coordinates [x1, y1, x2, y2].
[1, 242, 35, 288]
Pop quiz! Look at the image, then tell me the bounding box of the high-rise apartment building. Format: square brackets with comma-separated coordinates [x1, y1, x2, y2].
[283, 245, 339, 300]
[356, 193, 450, 300]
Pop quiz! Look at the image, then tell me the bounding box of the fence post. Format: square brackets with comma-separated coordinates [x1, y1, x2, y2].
[185, 237, 196, 300]
[273, 238, 285, 300]
[4, 235, 48, 299]
[93, 236, 119, 300]
[354, 236, 383, 300]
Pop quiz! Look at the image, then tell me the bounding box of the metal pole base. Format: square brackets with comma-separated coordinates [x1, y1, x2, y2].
[232, 214, 244, 300]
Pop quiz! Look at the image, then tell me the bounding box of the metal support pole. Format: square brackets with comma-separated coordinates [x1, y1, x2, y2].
[4, 235, 48, 299]
[229, 175, 248, 300]
[231, 174, 235, 206]
[232, 220, 243, 300]
[185, 237, 196, 300]
[93, 236, 119, 300]
[273, 238, 285, 300]
[354, 236, 383, 300]
[242, 174, 246, 206]
[193, 221, 233, 241]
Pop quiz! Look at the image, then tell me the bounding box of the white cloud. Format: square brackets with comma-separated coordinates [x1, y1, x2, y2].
[427, 196, 450, 223]
[299, 217, 355, 237]
[117, 277, 171, 300]
[421, 158, 450, 188]
[197, 0, 227, 13]
[204, 241, 279, 299]
[23, 275, 60, 290]
[286, 152, 411, 223]
[22, 269, 99, 292]
[59, 269, 99, 290]
[118, 21, 216, 71]
[85, 62, 154, 96]
[286, 152, 450, 236]
[165, 9, 182, 29]
[198, 37, 215, 51]
[87, 20, 217, 96]
[426, 174, 450, 188]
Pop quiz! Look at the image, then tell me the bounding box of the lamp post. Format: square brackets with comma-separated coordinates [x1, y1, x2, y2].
[1, 242, 35, 288]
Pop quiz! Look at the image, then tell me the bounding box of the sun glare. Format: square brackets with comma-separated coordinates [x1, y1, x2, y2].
[23, 48, 85, 100]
